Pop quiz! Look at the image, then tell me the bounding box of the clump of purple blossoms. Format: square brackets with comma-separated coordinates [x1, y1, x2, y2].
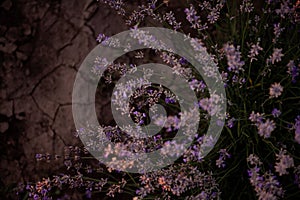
[274, 149, 294, 176]
[287, 60, 299, 83]
[271, 108, 281, 118]
[294, 115, 300, 144]
[216, 149, 231, 168]
[247, 154, 284, 199]
[222, 43, 245, 74]
[249, 111, 276, 138]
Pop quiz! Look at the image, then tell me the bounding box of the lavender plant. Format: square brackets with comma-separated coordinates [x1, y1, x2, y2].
[16, 0, 300, 199]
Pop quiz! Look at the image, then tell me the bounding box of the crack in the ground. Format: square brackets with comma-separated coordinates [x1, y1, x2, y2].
[31, 94, 53, 120]
[51, 104, 61, 128]
[50, 105, 67, 152]
[56, 28, 81, 56]
[83, 22, 97, 39]
[37, 2, 60, 32]
[29, 65, 62, 97]
[6, 64, 62, 101]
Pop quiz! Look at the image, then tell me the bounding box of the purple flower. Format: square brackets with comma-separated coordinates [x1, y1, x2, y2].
[35, 153, 43, 161]
[207, 8, 220, 24]
[33, 194, 39, 200]
[269, 82, 283, 98]
[257, 119, 276, 138]
[96, 33, 109, 43]
[223, 43, 245, 73]
[269, 48, 284, 64]
[249, 111, 264, 125]
[247, 154, 284, 199]
[41, 188, 48, 195]
[26, 184, 31, 190]
[227, 117, 235, 128]
[179, 57, 187, 65]
[240, 0, 254, 13]
[216, 149, 230, 168]
[248, 42, 263, 62]
[153, 134, 161, 142]
[165, 97, 175, 104]
[86, 189, 92, 199]
[247, 166, 260, 177]
[275, 149, 294, 176]
[295, 116, 300, 144]
[184, 5, 204, 29]
[287, 60, 299, 83]
[271, 108, 281, 118]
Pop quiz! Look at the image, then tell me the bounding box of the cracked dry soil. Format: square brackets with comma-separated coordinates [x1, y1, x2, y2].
[0, 0, 129, 198]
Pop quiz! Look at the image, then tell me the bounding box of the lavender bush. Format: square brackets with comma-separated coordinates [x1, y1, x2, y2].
[16, 0, 300, 199]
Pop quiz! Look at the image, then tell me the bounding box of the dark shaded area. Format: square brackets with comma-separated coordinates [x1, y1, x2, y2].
[0, 0, 128, 199]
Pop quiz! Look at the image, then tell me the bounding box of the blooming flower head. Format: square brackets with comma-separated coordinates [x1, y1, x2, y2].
[257, 119, 276, 138]
[240, 0, 254, 13]
[96, 33, 109, 43]
[269, 48, 284, 64]
[273, 23, 284, 42]
[247, 154, 262, 166]
[249, 111, 264, 125]
[294, 115, 300, 144]
[269, 82, 283, 98]
[248, 42, 263, 62]
[223, 43, 245, 73]
[275, 149, 294, 176]
[287, 60, 299, 83]
[226, 117, 235, 128]
[184, 4, 202, 29]
[247, 154, 284, 199]
[271, 108, 281, 118]
[216, 149, 231, 168]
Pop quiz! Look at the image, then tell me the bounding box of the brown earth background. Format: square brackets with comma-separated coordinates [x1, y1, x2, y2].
[0, 0, 129, 198]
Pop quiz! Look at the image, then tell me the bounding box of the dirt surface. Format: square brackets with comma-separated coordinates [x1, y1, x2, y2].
[0, 0, 129, 196]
